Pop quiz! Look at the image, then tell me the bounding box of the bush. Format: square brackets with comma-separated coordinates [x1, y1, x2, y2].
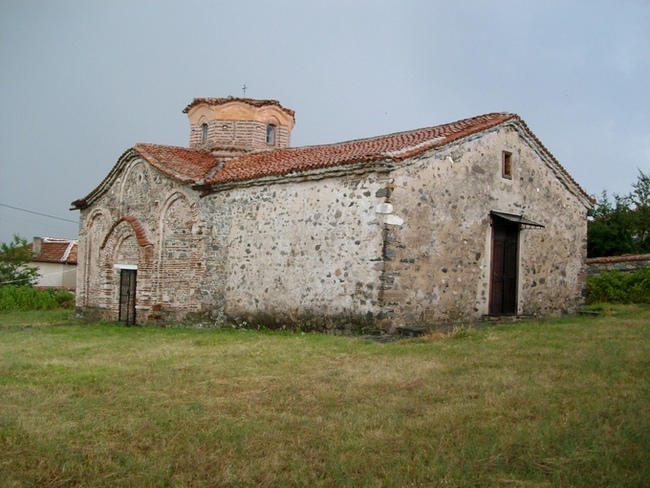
[0, 286, 75, 311]
[586, 267, 650, 304]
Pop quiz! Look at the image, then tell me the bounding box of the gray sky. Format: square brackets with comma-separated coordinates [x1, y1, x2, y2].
[1, 0, 649, 244]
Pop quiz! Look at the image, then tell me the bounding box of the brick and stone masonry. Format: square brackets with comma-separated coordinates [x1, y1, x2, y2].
[72, 98, 593, 330]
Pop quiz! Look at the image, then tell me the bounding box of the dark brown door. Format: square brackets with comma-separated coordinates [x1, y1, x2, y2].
[490, 218, 519, 315]
[119, 269, 137, 325]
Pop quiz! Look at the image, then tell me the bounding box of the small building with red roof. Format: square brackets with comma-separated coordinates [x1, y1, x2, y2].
[71, 97, 592, 329]
[28, 237, 78, 290]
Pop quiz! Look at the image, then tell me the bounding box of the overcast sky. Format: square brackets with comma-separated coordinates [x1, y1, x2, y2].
[1, 0, 648, 244]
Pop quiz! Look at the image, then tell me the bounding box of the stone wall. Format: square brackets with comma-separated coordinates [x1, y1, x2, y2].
[586, 254, 650, 275]
[77, 156, 392, 326]
[380, 124, 588, 326]
[202, 174, 391, 321]
[77, 124, 589, 329]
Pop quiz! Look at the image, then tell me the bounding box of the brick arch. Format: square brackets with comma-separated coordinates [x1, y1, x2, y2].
[155, 191, 203, 318]
[85, 208, 111, 229]
[97, 215, 154, 323]
[80, 208, 111, 307]
[101, 215, 152, 250]
[118, 160, 152, 216]
[158, 191, 200, 231]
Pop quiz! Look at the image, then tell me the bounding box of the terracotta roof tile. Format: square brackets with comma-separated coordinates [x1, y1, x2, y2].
[72, 111, 593, 210]
[134, 144, 219, 183]
[71, 145, 219, 209]
[204, 113, 515, 185]
[587, 253, 650, 264]
[200, 112, 592, 204]
[28, 238, 78, 264]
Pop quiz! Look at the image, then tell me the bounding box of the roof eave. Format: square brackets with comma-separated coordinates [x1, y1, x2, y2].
[506, 118, 594, 209]
[199, 158, 397, 196]
[70, 148, 140, 211]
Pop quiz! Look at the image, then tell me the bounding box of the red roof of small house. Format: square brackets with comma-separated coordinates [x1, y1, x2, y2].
[28, 238, 78, 265]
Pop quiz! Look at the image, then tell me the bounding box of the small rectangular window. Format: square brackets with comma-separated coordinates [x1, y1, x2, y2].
[502, 151, 513, 179]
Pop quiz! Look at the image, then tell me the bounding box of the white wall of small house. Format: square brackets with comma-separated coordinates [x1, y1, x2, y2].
[33, 262, 77, 289]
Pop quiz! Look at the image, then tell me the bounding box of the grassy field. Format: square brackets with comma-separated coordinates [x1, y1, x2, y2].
[1, 306, 648, 487]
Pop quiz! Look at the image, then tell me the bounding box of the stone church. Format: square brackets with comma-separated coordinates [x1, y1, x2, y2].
[71, 97, 593, 330]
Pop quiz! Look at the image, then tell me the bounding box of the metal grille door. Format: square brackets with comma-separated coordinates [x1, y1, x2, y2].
[118, 269, 137, 325]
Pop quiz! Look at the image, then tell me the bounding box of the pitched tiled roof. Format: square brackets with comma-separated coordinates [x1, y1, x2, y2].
[134, 144, 219, 183]
[182, 97, 296, 120]
[203, 113, 516, 186]
[29, 238, 78, 265]
[71, 111, 593, 209]
[70, 145, 220, 209]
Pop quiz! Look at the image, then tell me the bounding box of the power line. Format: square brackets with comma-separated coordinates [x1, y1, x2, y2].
[0, 203, 78, 224]
[0, 267, 77, 286]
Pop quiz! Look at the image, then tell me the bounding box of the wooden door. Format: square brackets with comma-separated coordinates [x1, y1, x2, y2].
[490, 219, 519, 315]
[118, 269, 137, 325]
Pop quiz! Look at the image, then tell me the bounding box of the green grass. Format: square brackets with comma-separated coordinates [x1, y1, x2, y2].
[0, 309, 74, 328]
[1, 306, 649, 486]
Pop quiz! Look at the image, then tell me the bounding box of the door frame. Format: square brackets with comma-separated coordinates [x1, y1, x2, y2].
[489, 216, 520, 316]
[116, 264, 137, 325]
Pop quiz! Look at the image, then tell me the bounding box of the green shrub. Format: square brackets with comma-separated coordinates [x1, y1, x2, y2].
[0, 286, 75, 311]
[586, 267, 650, 304]
[627, 267, 650, 303]
[49, 289, 76, 309]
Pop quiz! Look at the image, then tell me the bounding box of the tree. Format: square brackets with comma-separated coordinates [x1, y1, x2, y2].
[0, 235, 40, 286]
[630, 169, 650, 252]
[588, 170, 650, 257]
